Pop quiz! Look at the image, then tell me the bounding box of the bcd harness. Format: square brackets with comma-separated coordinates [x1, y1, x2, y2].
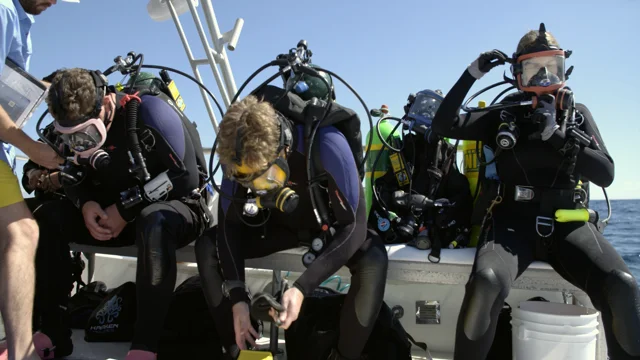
[58, 76, 214, 227]
[370, 126, 470, 263]
[253, 85, 364, 267]
[125, 82, 213, 225]
[477, 107, 605, 241]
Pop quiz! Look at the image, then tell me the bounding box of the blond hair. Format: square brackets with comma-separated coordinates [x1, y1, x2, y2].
[46, 68, 97, 125]
[516, 30, 560, 56]
[217, 95, 281, 177]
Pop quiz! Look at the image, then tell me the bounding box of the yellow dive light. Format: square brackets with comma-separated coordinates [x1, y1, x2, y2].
[554, 180, 597, 223]
[554, 208, 598, 223]
[238, 350, 273, 360]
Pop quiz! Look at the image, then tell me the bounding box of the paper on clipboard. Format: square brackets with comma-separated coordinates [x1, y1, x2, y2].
[0, 58, 48, 129]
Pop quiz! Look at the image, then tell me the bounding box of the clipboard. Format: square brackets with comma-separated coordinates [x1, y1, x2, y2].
[0, 58, 48, 129]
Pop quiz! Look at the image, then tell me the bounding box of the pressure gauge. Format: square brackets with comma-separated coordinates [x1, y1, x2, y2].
[311, 237, 324, 252]
[302, 252, 316, 267]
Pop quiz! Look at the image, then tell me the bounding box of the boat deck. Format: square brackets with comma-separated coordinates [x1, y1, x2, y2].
[0, 242, 606, 359]
[0, 326, 449, 359]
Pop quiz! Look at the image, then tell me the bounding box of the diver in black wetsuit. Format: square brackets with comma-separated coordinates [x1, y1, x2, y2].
[32, 68, 211, 360]
[195, 82, 388, 360]
[431, 24, 640, 360]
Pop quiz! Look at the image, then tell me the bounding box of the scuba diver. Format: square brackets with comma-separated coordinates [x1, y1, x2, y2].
[430, 24, 640, 359]
[195, 44, 388, 360]
[30, 64, 212, 360]
[365, 89, 473, 262]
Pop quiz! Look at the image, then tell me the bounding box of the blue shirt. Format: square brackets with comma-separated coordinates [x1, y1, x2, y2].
[0, 0, 35, 172]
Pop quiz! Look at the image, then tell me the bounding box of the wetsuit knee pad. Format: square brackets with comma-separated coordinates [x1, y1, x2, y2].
[463, 268, 509, 341]
[604, 269, 640, 356]
[136, 210, 174, 286]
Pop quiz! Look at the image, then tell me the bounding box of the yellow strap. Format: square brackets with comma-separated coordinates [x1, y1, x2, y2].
[365, 143, 385, 151]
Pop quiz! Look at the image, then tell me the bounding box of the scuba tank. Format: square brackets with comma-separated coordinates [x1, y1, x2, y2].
[462, 100, 485, 247]
[364, 105, 402, 219]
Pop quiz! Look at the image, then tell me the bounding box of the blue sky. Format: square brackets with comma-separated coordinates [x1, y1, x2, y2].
[15, 0, 640, 200]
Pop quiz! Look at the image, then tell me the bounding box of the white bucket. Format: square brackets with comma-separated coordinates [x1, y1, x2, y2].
[511, 301, 600, 360]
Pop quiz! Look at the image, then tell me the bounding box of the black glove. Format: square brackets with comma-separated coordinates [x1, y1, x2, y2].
[467, 50, 510, 80]
[533, 94, 559, 141]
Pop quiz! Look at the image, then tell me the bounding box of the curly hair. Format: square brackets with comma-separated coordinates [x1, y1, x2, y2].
[217, 95, 281, 177]
[516, 30, 560, 56]
[46, 68, 98, 126]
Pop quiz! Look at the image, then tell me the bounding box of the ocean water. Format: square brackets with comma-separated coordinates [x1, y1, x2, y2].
[590, 199, 640, 283]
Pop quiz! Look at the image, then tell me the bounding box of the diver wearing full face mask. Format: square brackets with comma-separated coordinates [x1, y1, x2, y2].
[431, 24, 640, 360]
[195, 86, 389, 359]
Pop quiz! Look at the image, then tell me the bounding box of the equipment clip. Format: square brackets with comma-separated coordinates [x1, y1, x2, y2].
[535, 216, 554, 238]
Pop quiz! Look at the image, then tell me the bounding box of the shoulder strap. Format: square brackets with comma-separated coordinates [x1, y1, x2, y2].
[152, 92, 209, 185]
[253, 85, 307, 122]
[254, 85, 364, 181]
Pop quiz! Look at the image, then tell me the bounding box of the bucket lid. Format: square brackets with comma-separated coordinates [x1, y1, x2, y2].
[518, 301, 599, 317]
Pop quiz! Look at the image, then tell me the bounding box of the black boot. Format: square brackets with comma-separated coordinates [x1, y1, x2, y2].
[39, 304, 74, 358]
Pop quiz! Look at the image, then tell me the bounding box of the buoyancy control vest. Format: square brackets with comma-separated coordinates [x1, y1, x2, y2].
[253, 85, 365, 182]
[366, 128, 474, 261]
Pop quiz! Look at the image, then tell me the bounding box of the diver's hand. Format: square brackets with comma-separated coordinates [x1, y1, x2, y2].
[24, 141, 64, 170]
[278, 287, 304, 330]
[36, 171, 61, 192]
[232, 302, 259, 350]
[82, 201, 113, 241]
[534, 94, 559, 141]
[99, 204, 127, 239]
[27, 169, 45, 190]
[43, 171, 61, 191]
[468, 50, 510, 80]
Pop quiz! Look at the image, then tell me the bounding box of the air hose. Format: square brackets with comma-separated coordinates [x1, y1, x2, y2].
[124, 95, 150, 181]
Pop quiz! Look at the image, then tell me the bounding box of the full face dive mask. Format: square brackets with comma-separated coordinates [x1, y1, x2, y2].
[511, 23, 572, 96]
[405, 89, 444, 132]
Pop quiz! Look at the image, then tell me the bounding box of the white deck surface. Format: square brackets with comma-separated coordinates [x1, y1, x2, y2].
[0, 325, 450, 359]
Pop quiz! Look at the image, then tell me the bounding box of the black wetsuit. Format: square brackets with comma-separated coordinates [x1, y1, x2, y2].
[195, 123, 388, 360]
[432, 69, 640, 360]
[33, 94, 210, 355]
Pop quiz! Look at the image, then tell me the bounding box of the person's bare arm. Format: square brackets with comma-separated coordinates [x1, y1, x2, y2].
[0, 105, 63, 169]
[0, 105, 36, 152]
